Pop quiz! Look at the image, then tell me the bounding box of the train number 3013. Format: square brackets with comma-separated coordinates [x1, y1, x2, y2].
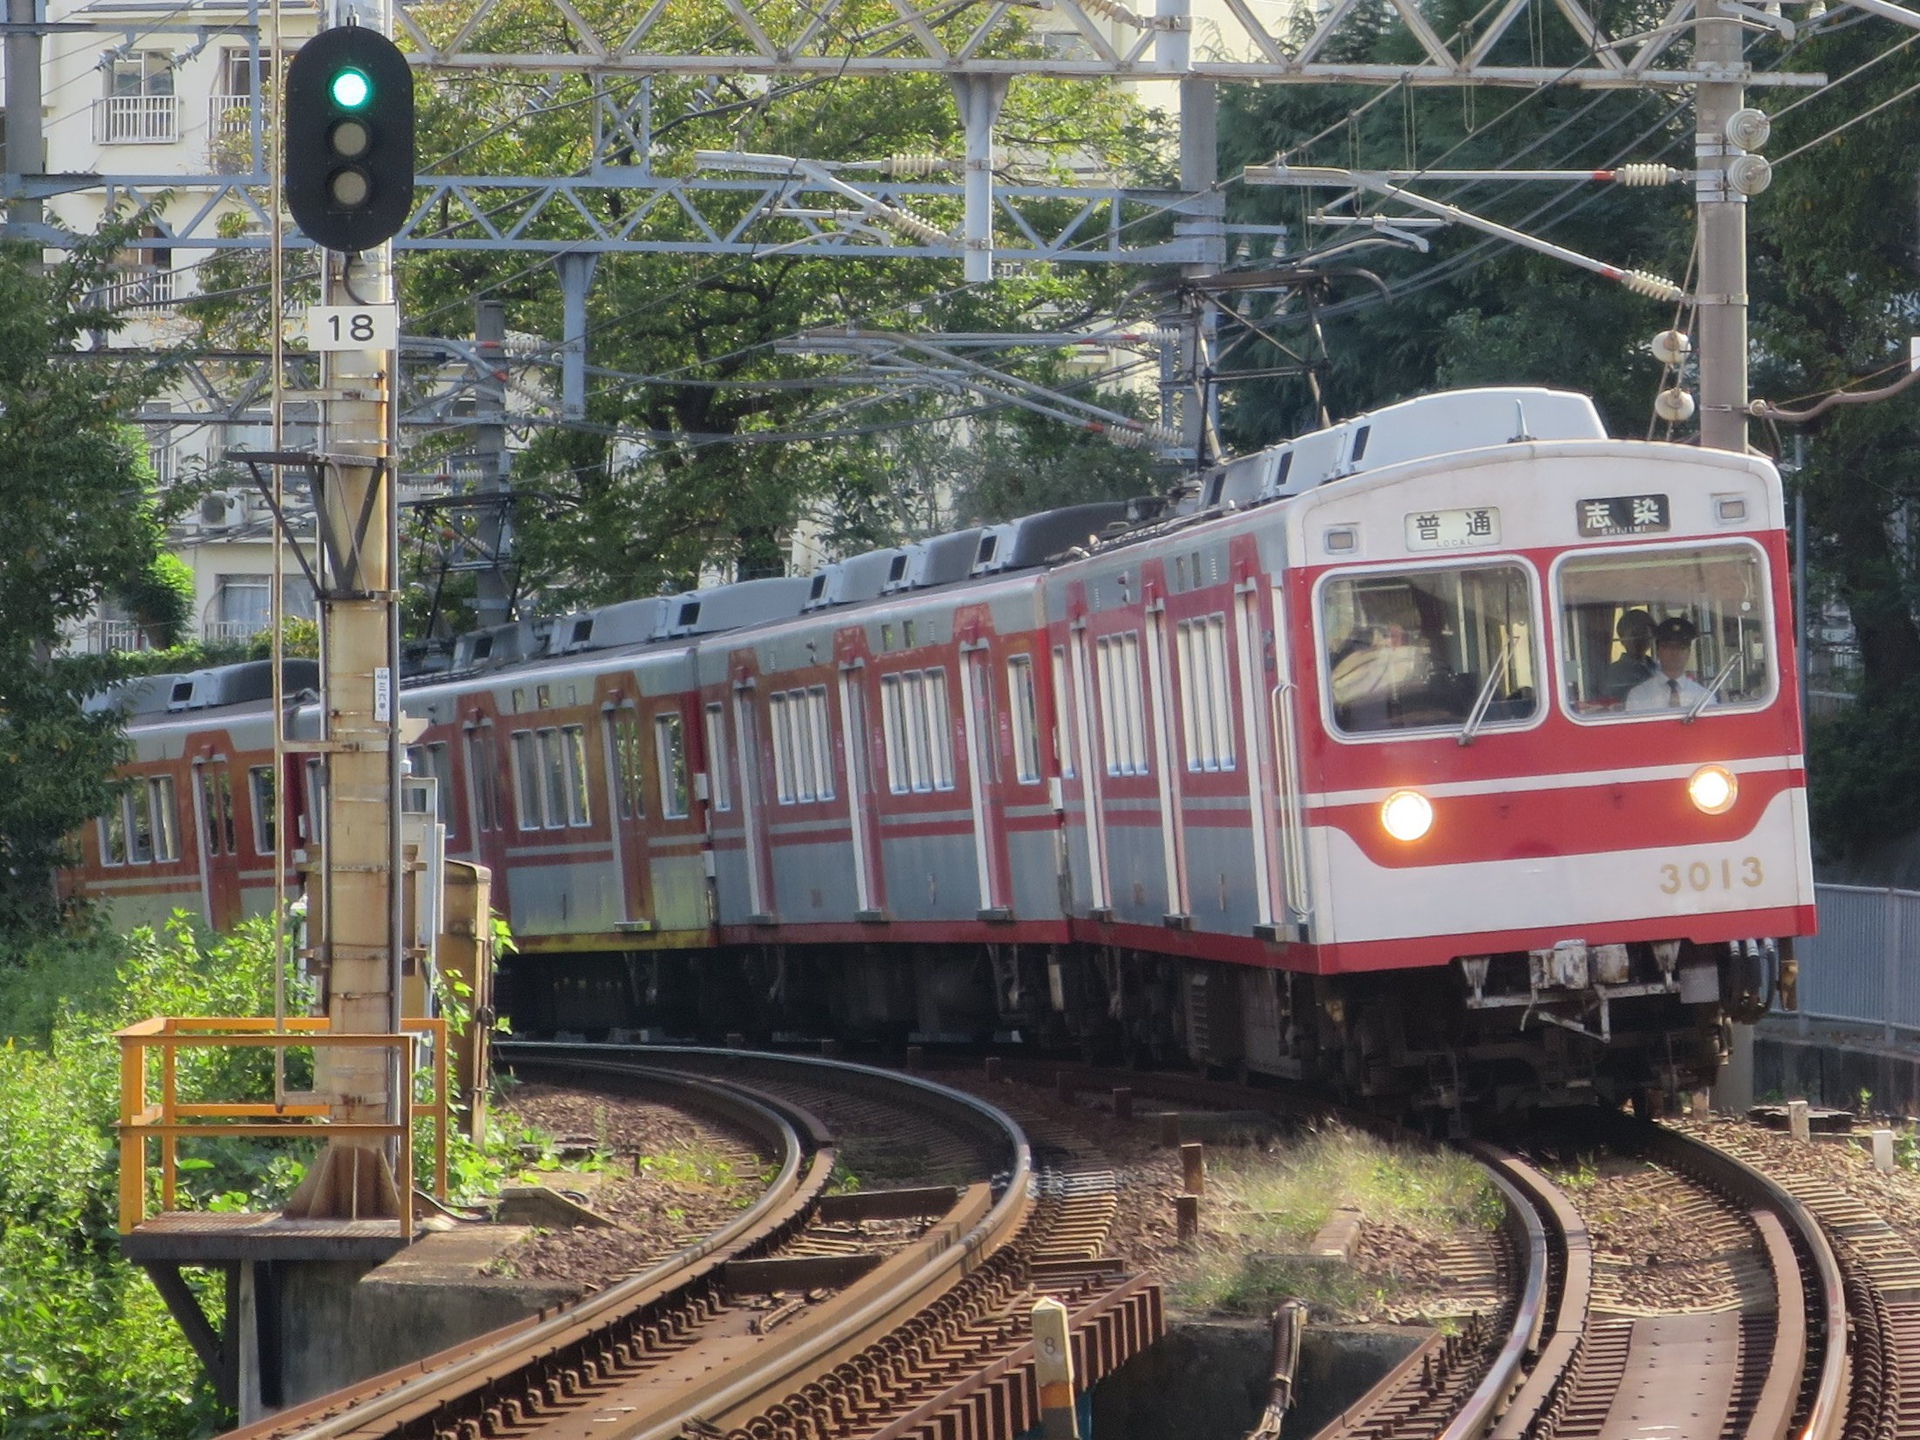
[1659, 857, 1764, 894]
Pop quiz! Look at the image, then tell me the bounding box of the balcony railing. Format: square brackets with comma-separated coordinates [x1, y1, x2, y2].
[71, 619, 156, 655]
[95, 94, 180, 144]
[211, 96, 253, 137]
[96, 267, 177, 312]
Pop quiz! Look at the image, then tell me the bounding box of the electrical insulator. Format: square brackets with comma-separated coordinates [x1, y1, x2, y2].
[883, 155, 949, 178]
[1651, 329, 1693, 365]
[1076, 0, 1145, 22]
[1725, 108, 1772, 153]
[1620, 269, 1686, 302]
[1615, 164, 1682, 187]
[1727, 153, 1773, 197]
[1656, 387, 1697, 423]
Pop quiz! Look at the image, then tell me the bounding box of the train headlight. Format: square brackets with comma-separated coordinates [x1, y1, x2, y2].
[1688, 765, 1738, 815]
[1380, 789, 1434, 843]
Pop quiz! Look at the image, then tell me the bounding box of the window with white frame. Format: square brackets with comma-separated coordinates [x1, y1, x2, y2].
[1007, 656, 1042, 784]
[703, 702, 731, 811]
[1051, 645, 1075, 779]
[879, 668, 955, 794]
[769, 686, 835, 804]
[1175, 614, 1236, 771]
[655, 713, 690, 819]
[99, 775, 180, 865]
[199, 766, 236, 855]
[100, 52, 177, 143]
[248, 765, 276, 854]
[1095, 632, 1149, 776]
[511, 725, 591, 829]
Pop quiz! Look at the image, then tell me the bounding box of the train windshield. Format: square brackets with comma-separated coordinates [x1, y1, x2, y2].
[1556, 543, 1774, 719]
[1319, 563, 1538, 736]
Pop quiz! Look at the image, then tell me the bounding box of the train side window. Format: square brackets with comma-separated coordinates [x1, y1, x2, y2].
[99, 800, 128, 866]
[878, 669, 953, 793]
[1050, 645, 1076, 779]
[880, 675, 911, 793]
[606, 708, 646, 821]
[655, 713, 689, 819]
[703, 702, 732, 811]
[1555, 543, 1774, 721]
[1007, 656, 1042, 784]
[127, 780, 156, 863]
[149, 776, 179, 861]
[418, 742, 454, 831]
[201, 767, 235, 855]
[770, 693, 799, 803]
[1095, 632, 1149, 776]
[510, 730, 543, 829]
[561, 726, 590, 826]
[465, 726, 499, 832]
[1320, 563, 1537, 737]
[248, 765, 276, 855]
[769, 687, 834, 805]
[1176, 614, 1236, 771]
[302, 758, 326, 848]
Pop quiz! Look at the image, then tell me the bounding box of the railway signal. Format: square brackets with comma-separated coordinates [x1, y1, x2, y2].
[284, 25, 414, 253]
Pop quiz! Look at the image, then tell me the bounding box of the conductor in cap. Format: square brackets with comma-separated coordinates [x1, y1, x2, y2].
[1625, 616, 1711, 712]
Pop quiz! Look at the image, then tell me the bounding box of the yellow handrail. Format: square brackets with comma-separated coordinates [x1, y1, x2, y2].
[115, 1015, 449, 1238]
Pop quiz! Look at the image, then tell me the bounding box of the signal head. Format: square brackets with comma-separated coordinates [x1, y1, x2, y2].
[284, 26, 414, 253]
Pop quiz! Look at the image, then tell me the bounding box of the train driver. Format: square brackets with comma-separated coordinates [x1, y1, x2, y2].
[1624, 615, 1711, 712]
[1602, 609, 1657, 706]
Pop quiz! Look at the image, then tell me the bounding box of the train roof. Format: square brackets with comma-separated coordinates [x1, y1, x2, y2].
[98, 386, 1624, 728]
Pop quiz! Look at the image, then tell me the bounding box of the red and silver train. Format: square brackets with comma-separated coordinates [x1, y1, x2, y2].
[66, 387, 1814, 1110]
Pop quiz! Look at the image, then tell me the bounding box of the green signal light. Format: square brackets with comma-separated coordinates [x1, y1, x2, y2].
[330, 67, 372, 109]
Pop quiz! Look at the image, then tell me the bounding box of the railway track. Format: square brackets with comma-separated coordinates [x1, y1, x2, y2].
[223, 1045, 1160, 1440]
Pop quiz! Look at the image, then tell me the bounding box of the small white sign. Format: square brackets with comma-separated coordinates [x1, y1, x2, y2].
[374, 666, 392, 723]
[306, 304, 398, 352]
[1405, 506, 1500, 551]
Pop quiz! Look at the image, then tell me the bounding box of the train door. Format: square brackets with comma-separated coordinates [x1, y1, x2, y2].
[1232, 583, 1282, 932]
[1269, 582, 1313, 937]
[733, 683, 774, 921]
[191, 756, 242, 930]
[1145, 606, 1190, 922]
[960, 645, 1010, 918]
[603, 702, 655, 927]
[1068, 622, 1111, 916]
[838, 662, 885, 917]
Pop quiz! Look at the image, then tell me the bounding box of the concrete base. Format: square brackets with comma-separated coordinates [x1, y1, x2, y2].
[1091, 1319, 1430, 1440]
[1755, 1020, 1920, 1115]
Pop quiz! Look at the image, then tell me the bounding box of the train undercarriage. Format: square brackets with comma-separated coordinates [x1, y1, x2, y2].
[498, 934, 1791, 1118]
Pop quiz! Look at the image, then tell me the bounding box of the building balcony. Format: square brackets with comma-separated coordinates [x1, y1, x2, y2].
[95, 94, 181, 144]
[97, 267, 178, 312]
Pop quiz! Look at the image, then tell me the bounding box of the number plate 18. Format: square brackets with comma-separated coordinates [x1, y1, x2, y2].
[306, 305, 398, 352]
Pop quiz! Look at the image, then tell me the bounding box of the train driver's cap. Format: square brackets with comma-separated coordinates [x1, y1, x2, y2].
[1654, 615, 1698, 646]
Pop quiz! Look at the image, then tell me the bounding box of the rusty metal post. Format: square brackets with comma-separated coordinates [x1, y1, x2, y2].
[1176, 1192, 1199, 1244]
[1181, 1141, 1205, 1195]
[1032, 1296, 1079, 1440]
[437, 861, 493, 1144]
[1159, 1112, 1182, 1147]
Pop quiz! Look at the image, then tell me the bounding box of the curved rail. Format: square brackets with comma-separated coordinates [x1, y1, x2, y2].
[223, 1061, 827, 1440]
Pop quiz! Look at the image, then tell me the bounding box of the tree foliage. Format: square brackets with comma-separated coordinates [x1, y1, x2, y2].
[393, 0, 1175, 616]
[0, 233, 175, 927]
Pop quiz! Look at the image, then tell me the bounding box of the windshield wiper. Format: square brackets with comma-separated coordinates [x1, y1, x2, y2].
[1457, 647, 1511, 747]
[1684, 652, 1742, 723]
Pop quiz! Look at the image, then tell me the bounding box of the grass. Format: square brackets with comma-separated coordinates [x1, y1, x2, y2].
[1168, 1123, 1502, 1320]
[633, 1137, 754, 1192]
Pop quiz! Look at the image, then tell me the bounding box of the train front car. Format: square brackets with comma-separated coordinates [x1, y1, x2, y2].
[1283, 397, 1812, 1111]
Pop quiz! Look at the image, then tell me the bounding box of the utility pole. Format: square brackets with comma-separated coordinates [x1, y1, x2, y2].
[1694, 0, 1750, 455]
[4, 0, 42, 237]
[473, 299, 511, 630]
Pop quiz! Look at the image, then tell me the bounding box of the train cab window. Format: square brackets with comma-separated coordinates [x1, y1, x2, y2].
[1007, 656, 1043, 784]
[1319, 564, 1538, 736]
[1556, 543, 1774, 719]
[655, 713, 690, 819]
[703, 702, 732, 811]
[248, 765, 276, 855]
[200, 767, 236, 855]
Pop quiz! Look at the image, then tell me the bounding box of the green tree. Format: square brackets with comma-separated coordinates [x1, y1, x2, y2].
[395, 0, 1172, 614]
[0, 232, 174, 928]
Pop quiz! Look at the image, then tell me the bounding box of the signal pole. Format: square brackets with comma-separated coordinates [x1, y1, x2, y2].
[1694, 0, 1750, 455]
[274, 17, 416, 1223]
